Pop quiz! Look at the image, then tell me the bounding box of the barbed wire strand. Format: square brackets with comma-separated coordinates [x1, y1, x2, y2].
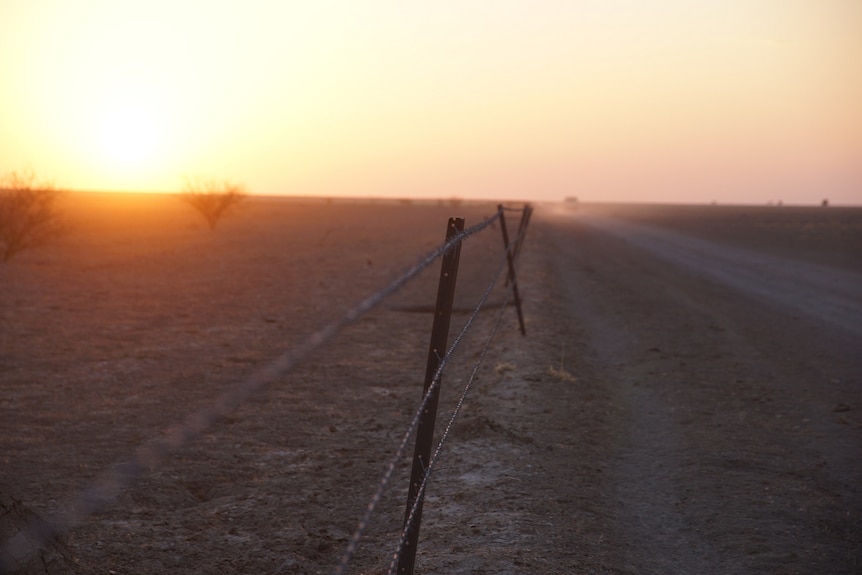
[334, 211, 526, 575]
[0, 210, 503, 573]
[328, 341, 448, 575]
[385, 250, 515, 575]
[387, 296, 512, 575]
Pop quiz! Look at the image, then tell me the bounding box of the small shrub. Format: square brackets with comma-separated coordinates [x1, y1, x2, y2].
[181, 178, 247, 230]
[0, 170, 67, 262]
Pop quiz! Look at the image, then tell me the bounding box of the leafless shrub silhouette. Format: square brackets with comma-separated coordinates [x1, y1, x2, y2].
[0, 170, 67, 262]
[180, 178, 247, 230]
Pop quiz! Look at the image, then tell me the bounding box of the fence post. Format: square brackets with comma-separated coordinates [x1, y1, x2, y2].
[498, 205, 526, 336]
[397, 217, 465, 575]
[505, 204, 533, 286]
[513, 203, 533, 262]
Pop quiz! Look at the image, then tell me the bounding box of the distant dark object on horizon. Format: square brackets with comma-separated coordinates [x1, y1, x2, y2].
[822, 199, 829, 208]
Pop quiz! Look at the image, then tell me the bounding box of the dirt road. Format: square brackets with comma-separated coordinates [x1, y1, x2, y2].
[528, 204, 862, 574]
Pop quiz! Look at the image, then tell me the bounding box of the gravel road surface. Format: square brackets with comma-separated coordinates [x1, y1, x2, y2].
[532, 205, 861, 574]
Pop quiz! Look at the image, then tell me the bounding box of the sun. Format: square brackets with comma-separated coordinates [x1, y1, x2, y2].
[97, 102, 161, 166]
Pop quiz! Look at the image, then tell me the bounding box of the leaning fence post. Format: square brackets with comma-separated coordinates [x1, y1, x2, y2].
[498, 205, 527, 336]
[505, 204, 533, 286]
[397, 217, 465, 575]
[513, 203, 533, 262]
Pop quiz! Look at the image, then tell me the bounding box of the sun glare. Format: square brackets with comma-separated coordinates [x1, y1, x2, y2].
[97, 103, 160, 166]
[1, 1, 860, 202]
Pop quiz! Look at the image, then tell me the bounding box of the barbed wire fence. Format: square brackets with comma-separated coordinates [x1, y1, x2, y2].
[387, 238, 518, 575]
[0, 202, 533, 575]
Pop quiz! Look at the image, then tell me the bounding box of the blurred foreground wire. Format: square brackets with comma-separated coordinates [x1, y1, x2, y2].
[0, 211, 503, 573]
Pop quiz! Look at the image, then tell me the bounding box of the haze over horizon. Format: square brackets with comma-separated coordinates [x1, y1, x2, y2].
[2, 1, 860, 206]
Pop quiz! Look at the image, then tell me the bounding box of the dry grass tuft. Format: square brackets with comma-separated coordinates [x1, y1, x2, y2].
[495, 362, 517, 375]
[548, 344, 577, 382]
[546, 366, 577, 383]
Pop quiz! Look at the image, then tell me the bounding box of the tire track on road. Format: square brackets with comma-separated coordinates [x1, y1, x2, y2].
[574, 215, 862, 338]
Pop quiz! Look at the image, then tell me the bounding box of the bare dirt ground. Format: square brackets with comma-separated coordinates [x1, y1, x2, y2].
[540, 203, 861, 574]
[1, 196, 860, 574]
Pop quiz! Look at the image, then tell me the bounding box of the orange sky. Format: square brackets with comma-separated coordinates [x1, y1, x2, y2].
[1, 1, 860, 204]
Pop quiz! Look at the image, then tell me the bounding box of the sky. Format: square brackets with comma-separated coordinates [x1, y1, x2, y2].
[1, 1, 860, 205]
